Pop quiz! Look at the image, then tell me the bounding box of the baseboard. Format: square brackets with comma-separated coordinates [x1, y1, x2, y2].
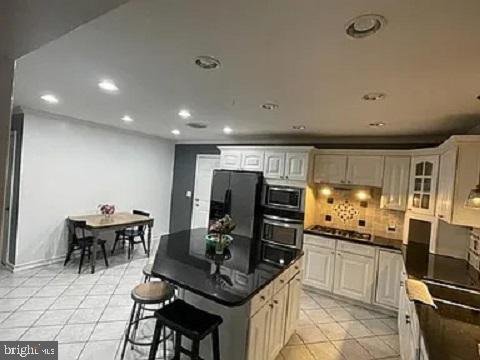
[11, 255, 65, 272]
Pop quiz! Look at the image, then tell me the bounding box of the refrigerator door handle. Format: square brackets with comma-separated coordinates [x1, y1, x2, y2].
[224, 189, 232, 215]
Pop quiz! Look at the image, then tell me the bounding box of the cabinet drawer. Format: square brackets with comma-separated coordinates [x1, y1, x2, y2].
[304, 234, 336, 249]
[337, 240, 375, 257]
[250, 284, 273, 317]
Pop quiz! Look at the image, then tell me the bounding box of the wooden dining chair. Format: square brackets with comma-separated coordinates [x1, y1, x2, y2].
[65, 219, 109, 273]
[111, 210, 150, 259]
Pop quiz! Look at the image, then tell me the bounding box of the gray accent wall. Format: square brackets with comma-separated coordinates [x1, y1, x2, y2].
[169, 145, 220, 233]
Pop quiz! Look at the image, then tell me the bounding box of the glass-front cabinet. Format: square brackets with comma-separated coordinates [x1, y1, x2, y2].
[408, 155, 439, 215]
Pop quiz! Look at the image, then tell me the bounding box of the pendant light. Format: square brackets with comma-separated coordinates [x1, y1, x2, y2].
[466, 169, 480, 209]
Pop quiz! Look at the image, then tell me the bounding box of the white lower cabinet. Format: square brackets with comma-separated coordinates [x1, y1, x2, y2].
[333, 251, 374, 303]
[303, 244, 335, 291]
[375, 250, 403, 308]
[247, 300, 271, 360]
[247, 258, 303, 360]
[398, 271, 421, 360]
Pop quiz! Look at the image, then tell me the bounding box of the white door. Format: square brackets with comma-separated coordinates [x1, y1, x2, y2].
[346, 155, 384, 187]
[436, 148, 457, 223]
[264, 152, 286, 179]
[241, 151, 265, 171]
[285, 272, 302, 343]
[333, 251, 374, 303]
[303, 244, 335, 291]
[313, 155, 347, 184]
[191, 155, 220, 229]
[381, 156, 411, 211]
[247, 302, 271, 360]
[408, 155, 439, 215]
[375, 250, 403, 309]
[285, 152, 308, 181]
[268, 286, 288, 360]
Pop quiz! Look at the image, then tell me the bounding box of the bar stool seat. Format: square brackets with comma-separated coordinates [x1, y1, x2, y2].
[132, 282, 173, 304]
[120, 281, 175, 360]
[149, 299, 223, 360]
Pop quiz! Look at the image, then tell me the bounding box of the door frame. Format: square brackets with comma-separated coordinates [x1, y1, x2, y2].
[190, 154, 220, 229]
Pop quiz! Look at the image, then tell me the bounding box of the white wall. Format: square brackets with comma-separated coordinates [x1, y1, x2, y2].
[15, 110, 175, 268]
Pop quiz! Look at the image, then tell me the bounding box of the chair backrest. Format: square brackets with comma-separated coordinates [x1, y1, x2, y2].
[66, 219, 87, 244]
[133, 210, 150, 232]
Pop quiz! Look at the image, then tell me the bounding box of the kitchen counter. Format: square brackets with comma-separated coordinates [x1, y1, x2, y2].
[403, 241, 480, 360]
[151, 228, 303, 307]
[304, 227, 403, 251]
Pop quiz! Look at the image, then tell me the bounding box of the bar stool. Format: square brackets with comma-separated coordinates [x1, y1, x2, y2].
[148, 299, 223, 360]
[120, 281, 175, 360]
[142, 263, 153, 282]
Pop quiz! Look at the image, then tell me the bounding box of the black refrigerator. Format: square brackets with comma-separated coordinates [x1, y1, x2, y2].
[209, 170, 263, 239]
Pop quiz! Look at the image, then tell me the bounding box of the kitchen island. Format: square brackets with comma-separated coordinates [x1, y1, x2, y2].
[151, 228, 304, 360]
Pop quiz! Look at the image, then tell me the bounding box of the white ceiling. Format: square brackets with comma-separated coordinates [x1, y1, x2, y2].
[13, 0, 480, 141]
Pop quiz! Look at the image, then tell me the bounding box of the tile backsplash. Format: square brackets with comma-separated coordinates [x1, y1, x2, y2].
[307, 186, 405, 240]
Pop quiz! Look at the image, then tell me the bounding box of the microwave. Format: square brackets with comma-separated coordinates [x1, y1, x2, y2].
[263, 185, 304, 212]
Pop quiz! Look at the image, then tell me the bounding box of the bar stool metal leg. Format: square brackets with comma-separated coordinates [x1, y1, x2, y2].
[212, 327, 220, 360]
[121, 302, 137, 360]
[148, 317, 163, 360]
[173, 334, 182, 360]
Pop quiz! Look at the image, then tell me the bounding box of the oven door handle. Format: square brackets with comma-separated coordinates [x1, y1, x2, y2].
[268, 187, 301, 193]
[262, 240, 299, 250]
[263, 214, 303, 224]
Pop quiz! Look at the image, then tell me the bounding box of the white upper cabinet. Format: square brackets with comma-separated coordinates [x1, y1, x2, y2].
[313, 155, 347, 184]
[241, 151, 265, 171]
[408, 155, 439, 215]
[314, 154, 384, 186]
[436, 148, 457, 222]
[435, 141, 480, 227]
[381, 156, 411, 211]
[264, 152, 285, 179]
[219, 150, 242, 170]
[285, 152, 308, 181]
[346, 156, 384, 187]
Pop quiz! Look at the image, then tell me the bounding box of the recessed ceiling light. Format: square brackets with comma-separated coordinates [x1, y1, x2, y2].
[40, 94, 59, 104]
[98, 80, 119, 92]
[362, 92, 386, 101]
[171, 129, 180, 136]
[261, 103, 279, 110]
[292, 125, 306, 130]
[194, 56, 221, 70]
[178, 109, 191, 119]
[223, 126, 233, 134]
[476, 95, 480, 100]
[346, 14, 386, 39]
[122, 115, 134, 122]
[369, 122, 386, 127]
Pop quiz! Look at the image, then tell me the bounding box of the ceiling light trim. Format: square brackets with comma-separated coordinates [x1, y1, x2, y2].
[345, 14, 386, 39]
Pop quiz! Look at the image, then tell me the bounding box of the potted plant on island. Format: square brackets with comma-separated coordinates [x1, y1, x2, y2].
[206, 215, 236, 255]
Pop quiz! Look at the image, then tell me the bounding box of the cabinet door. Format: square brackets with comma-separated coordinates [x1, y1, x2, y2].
[333, 251, 374, 303]
[303, 244, 335, 291]
[267, 286, 288, 360]
[285, 273, 302, 342]
[313, 154, 347, 184]
[285, 152, 308, 181]
[375, 250, 403, 309]
[241, 151, 265, 171]
[264, 152, 285, 179]
[346, 155, 384, 187]
[408, 155, 439, 215]
[220, 150, 241, 170]
[436, 148, 457, 223]
[381, 156, 410, 211]
[247, 303, 271, 360]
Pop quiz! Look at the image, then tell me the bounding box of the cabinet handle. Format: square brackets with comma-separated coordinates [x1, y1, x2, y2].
[269, 304, 274, 309]
[337, 253, 342, 257]
[405, 314, 411, 324]
[260, 296, 266, 301]
[296, 278, 301, 282]
[273, 300, 279, 305]
[340, 180, 345, 184]
[331, 251, 335, 255]
[280, 279, 285, 284]
[285, 176, 289, 179]
[438, 215, 444, 219]
[294, 266, 299, 270]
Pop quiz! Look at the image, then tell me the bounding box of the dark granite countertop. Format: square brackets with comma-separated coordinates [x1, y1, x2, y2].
[303, 227, 402, 251]
[151, 228, 303, 307]
[403, 241, 480, 360]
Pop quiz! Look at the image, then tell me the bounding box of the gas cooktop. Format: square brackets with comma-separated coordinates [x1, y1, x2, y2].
[307, 225, 372, 242]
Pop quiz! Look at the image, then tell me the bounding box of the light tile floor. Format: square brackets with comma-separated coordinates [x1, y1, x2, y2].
[278, 290, 400, 360]
[1, 250, 400, 360]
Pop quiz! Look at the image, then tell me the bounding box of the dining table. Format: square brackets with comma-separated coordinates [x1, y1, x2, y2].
[68, 212, 154, 273]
